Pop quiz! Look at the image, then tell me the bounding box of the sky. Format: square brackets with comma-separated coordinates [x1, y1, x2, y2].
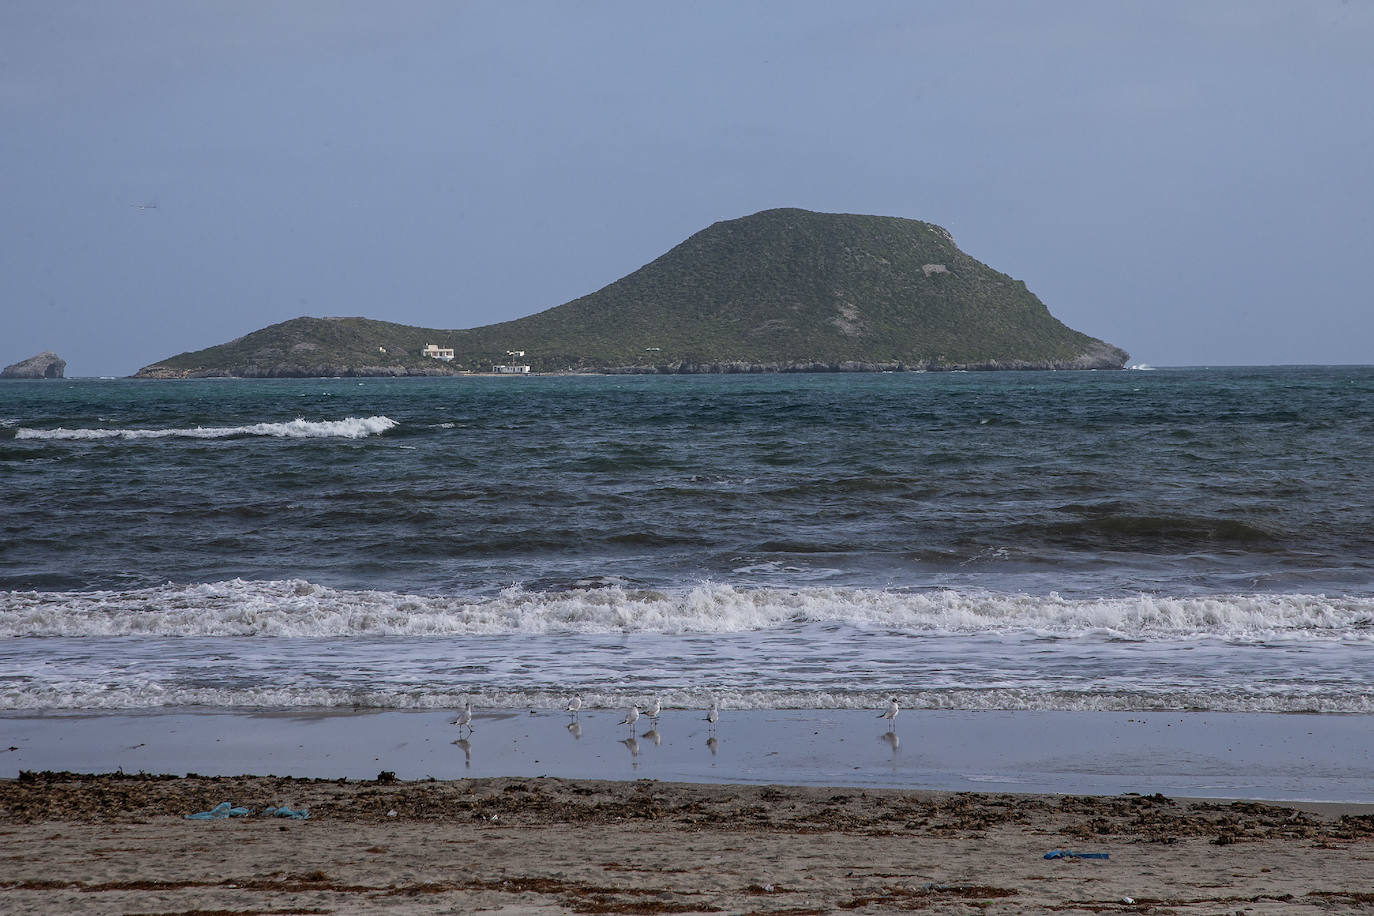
[2, 1, 1372, 376]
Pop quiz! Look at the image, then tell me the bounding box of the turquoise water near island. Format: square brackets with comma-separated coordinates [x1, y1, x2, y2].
[2, 367, 1373, 715]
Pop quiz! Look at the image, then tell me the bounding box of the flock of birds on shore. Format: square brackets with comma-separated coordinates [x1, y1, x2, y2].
[449, 695, 902, 750]
[450, 695, 725, 736]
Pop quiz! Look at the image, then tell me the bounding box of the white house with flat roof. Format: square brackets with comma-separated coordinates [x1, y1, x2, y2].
[422, 344, 455, 361]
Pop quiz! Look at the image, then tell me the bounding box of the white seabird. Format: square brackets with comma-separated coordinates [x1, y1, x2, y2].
[619, 705, 640, 731]
[453, 700, 474, 735]
[878, 697, 899, 727]
[566, 694, 583, 716]
[704, 700, 719, 730]
[645, 697, 661, 723]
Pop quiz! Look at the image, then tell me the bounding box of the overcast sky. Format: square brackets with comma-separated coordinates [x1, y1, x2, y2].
[3, 1, 1372, 376]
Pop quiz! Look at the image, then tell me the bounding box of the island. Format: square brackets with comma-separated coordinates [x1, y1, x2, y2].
[2, 351, 67, 379]
[135, 208, 1128, 378]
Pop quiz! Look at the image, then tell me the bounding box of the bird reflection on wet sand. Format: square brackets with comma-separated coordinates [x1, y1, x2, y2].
[881, 731, 900, 753]
[566, 721, 582, 740]
[621, 736, 640, 758]
[706, 735, 718, 756]
[452, 737, 472, 767]
[642, 728, 661, 746]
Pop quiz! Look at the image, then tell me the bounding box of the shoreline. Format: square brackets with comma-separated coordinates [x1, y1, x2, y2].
[6, 707, 1374, 804]
[8, 769, 1374, 823]
[4, 772, 1373, 914]
[126, 361, 1130, 379]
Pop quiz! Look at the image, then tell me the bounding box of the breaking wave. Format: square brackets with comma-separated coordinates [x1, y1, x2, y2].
[7, 685, 1373, 714]
[4, 579, 1373, 641]
[13, 416, 398, 441]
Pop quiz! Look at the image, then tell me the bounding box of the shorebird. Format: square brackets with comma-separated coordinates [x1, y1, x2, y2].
[565, 694, 583, 717]
[704, 700, 719, 731]
[645, 697, 661, 724]
[878, 697, 899, 729]
[619, 705, 640, 732]
[453, 700, 474, 736]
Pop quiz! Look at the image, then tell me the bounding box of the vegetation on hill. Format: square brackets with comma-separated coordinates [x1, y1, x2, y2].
[135, 208, 1127, 377]
[135, 317, 465, 378]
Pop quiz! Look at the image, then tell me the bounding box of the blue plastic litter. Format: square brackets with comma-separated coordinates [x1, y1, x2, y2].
[1044, 849, 1109, 860]
[185, 801, 253, 819]
[263, 805, 311, 820]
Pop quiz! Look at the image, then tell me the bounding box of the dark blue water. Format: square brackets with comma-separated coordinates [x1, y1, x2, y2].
[2, 368, 1373, 713]
[4, 367, 1373, 596]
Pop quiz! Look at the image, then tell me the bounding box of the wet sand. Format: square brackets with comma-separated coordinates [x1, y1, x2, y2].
[6, 707, 1374, 801]
[3, 772, 1374, 915]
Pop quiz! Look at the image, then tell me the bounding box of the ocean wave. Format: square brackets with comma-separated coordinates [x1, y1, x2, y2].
[13, 416, 397, 441]
[3, 579, 1373, 641]
[1040, 514, 1277, 545]
[5, 684, 1371, 714]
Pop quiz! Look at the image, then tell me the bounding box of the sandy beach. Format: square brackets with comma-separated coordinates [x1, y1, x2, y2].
[5, 709, 1374, 912]
[3, 771, 1374, 915]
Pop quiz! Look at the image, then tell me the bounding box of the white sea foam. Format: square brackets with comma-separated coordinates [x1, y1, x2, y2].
[5, 683, 1371, 714]
[6, 581, 1372, 713]
[3, 580, 1373, 641]
[13, 416, 398, 441]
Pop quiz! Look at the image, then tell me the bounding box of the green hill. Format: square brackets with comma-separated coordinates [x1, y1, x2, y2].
[135, 208, 1127, 377]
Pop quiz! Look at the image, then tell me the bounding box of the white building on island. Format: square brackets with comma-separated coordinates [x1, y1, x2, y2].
[422, 344, 455, 361]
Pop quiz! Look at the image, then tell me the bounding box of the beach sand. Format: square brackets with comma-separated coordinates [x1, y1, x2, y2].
[3, 772, 1374, 914]
[5, 708, 1374, 913]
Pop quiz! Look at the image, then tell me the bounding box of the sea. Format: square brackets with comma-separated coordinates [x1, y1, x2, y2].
[2, 367, 1373, 717]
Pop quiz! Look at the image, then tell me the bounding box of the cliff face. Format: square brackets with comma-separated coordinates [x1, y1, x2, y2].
[135, 209, 1128, 378]
[2, 351, 67, 379]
